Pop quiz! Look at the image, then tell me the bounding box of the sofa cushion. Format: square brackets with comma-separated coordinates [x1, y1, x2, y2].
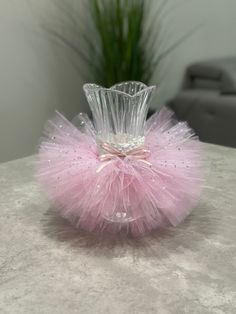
[186, 58, 236, 94]
[168, 90, 236, 148]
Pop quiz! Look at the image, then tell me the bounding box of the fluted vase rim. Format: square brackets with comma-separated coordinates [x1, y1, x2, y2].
[83, 81, 156, 98]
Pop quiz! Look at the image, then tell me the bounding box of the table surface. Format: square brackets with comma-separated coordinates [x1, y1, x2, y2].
[0, 143, 236, 314]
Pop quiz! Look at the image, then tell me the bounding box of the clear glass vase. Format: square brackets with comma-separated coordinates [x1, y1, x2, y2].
[83, 81, 156, 223]
[84, 81, 156, 152]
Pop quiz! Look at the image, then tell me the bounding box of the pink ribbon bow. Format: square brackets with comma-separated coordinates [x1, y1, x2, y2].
[96, 142, 151, 173]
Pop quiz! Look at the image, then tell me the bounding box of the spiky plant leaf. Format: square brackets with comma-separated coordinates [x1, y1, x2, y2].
[48, 0, 198, 86]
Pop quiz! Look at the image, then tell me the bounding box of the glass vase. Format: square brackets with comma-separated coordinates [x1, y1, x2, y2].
[83, 81, 156, 223]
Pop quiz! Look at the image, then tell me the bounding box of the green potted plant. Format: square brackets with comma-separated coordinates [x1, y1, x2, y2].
[47, 0, 198, 87]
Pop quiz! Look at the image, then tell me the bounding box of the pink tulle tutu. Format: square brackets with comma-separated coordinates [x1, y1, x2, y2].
[38, 82, 203, 236]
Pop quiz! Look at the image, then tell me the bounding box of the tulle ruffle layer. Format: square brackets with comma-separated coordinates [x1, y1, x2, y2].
[38, 107, 203, 236]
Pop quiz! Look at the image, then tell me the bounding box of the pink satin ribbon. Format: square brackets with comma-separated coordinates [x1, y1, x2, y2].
[97, 142, 151, 173]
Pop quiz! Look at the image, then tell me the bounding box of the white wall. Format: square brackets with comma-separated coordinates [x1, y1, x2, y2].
[0, 0, 87, 163]
[0, 0, 236, 162]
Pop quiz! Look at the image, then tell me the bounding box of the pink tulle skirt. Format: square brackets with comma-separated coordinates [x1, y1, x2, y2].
[38, 107, 203, 236]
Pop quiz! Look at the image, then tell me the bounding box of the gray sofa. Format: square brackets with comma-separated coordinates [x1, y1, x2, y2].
[168, 58, 236, 148]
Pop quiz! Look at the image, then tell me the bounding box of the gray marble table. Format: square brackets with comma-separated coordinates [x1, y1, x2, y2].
[0, 144, 236, 314]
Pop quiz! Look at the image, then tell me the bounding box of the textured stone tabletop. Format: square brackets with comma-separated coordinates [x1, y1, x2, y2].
[0, 143, 236, 314]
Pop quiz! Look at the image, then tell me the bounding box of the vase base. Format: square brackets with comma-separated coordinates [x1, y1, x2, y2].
[103, 211, 137, 223]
